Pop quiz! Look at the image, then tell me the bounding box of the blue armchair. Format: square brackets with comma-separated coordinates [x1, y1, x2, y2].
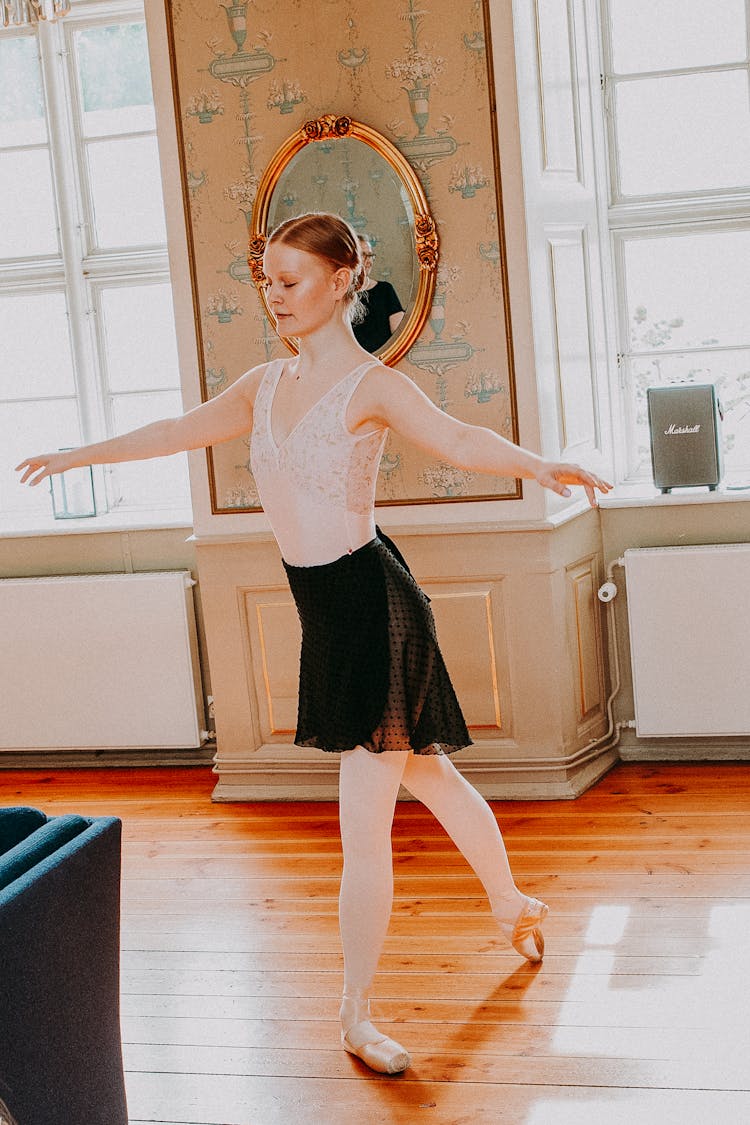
[0, 806, 128, 1125]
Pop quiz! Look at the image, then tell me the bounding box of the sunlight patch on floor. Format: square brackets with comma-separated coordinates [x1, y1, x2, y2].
[583, 904, 631, 945]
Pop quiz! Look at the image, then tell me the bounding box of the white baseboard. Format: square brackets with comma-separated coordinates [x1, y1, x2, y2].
[617, 730, 750, 762]
[0, 746, 216, 769]
[210, 745, 619, 802]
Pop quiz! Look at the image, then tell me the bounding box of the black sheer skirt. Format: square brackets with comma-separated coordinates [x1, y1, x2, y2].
[283, 530, 472, 755]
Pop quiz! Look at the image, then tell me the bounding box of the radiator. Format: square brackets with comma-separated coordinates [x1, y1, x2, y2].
[624, 544, 750, 738]
[0, 571, 206, 751]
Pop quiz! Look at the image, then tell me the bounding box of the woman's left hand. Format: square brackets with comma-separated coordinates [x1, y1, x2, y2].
[535, 461, 613, 507]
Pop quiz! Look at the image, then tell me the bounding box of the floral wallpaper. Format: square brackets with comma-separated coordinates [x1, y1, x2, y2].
[165, 0, 520, 509]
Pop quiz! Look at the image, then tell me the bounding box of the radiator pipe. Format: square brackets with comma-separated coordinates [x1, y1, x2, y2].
[572, 554, 630, 763]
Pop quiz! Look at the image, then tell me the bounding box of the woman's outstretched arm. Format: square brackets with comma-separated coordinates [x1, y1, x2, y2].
[16, 364, 265, 488]
[353, 367, 612, 506]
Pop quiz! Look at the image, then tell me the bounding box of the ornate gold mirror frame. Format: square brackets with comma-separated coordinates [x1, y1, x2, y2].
[248, 114, 438, 367]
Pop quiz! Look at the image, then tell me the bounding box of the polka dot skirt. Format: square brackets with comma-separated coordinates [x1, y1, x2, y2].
[283, 530, 472, 756]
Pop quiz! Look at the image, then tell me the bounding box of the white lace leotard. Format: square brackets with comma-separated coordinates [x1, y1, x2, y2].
[250, 357, 388, 567]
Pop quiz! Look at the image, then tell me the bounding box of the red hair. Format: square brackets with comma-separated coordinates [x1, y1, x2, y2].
[267, 212, 366, 318]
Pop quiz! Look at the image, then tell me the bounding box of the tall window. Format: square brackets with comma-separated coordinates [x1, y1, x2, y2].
[0, 1, 190, 528]
[601, 0, 750, 486]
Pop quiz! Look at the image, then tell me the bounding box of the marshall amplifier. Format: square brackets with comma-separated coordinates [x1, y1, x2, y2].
[646, 384, 723, 493]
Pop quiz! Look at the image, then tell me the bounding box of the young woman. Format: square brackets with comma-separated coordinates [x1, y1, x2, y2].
[17, 212, 611, 1076]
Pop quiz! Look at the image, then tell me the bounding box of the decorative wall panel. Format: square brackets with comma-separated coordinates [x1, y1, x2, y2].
[252, 596, 300, 735]
[165, 0, 520, 510]
[548, 229, 598, 455]
[240, 580, 508, 742]
[429, 586, 506, 732]
[566, 555, 604, 728]
[534, 0, 581, 177]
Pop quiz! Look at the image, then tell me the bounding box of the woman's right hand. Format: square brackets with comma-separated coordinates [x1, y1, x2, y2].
[15, 451, 76, 487]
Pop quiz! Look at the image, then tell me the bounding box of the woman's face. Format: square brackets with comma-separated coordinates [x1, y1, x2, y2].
[263, 241, 350, 336]
[359, 239, 374, 277]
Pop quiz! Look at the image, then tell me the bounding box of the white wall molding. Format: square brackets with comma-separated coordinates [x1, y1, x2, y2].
[512, 0, 615, 516]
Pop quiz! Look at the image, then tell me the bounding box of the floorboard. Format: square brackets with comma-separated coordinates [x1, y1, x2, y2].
[2, 761, 749, 1125]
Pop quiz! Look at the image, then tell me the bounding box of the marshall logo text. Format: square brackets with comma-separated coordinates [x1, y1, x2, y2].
[664, 423, 701, 435]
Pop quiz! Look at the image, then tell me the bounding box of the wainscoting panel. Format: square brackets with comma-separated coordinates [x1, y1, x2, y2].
[428, 584, 507, 734]
[534, 0, 581, 177]
[244, 593, 300, 738]
[565, 554, 605, 733]
[241, 582, 509, 741]
[548, 229, 598, 456]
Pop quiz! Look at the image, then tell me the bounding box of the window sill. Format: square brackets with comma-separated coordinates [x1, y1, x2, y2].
[598, 482, 750, 510]
[0, 507, 194, 540]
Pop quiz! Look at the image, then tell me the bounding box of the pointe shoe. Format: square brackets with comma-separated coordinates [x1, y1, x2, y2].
[340, 993, 411, 1074]
[497, 895, 549, 962]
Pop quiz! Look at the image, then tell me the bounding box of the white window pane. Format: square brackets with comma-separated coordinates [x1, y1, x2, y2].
[609, 0, 747, 74]
[100, 283, 180, 392]
[624, 231, 750, 351]
[626, 350, 750, 482]
[0, 35, 47, 147]
[108, 391, 190, 509]
[0, 148, 59, 258]
[616, 71, 750, 196]
[0, 291, 76, 399]
[86, 136, 167, 247]
[0, 399, 81, 515]
[74, 22, 155, 138]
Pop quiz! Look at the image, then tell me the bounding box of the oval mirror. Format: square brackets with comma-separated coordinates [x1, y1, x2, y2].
[249, 114, 438, 366]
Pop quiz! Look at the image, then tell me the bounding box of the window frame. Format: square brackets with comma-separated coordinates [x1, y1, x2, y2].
[0, 0, 190, 531]
[598, 0, 750, 490]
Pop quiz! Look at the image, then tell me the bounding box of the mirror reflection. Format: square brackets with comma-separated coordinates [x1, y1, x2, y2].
[267, 136, 416, 354]
[250, 115, 438, 366]
[354, 234, 406, 353]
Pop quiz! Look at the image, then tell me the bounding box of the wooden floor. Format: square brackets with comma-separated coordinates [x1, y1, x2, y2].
[3, 762, 749, 1125]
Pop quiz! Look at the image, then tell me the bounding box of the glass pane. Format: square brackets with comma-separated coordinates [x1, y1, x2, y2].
[0, 291, 76, 399]
[108, 391, 190, 509]
[86, 136, 167, 247]
[75, 22, 155, 137]
[0, 148, 59, 258]
[624, 230, 750, 351]
[100, 283, 180, 392]
[0, 35, 47, 147]
[625, 350, 750, 483]
[616, 71, 750, 196]
[0, 398, 81, 515]
[609, 0, 747, 74]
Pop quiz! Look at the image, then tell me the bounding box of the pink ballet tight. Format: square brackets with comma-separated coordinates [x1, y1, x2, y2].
[337, 746, 525, 1014]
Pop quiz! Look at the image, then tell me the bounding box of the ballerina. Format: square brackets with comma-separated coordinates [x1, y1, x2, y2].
[17, 211, 611, 1074]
